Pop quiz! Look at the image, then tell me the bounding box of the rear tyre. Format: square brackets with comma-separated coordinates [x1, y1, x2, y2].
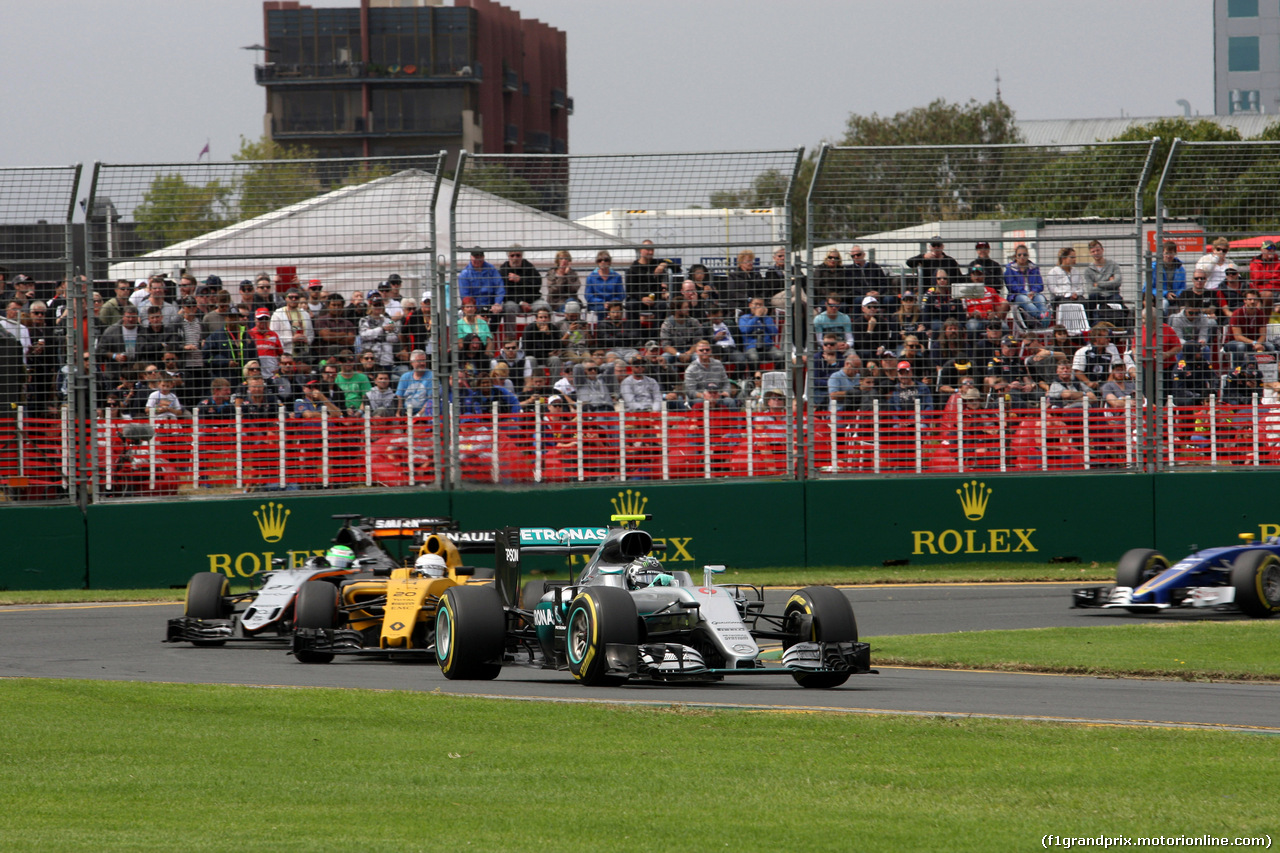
[1115, 549, 1168, 614]
[783, 586, 859, 689]
[436, 585, 505, 680]
[293, 581, 338, 663]
[1230, 550, 1280, 619]
[565, 586, 639, 686]
[184, 572, 230, 647]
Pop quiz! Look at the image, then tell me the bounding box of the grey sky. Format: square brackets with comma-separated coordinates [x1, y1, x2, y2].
[4, 0, 1211, 170]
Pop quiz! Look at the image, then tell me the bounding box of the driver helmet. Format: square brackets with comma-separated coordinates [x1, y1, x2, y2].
[625, 556, 664, 590]
[325, 544, 355, 569]
[414, 553, 448, 578]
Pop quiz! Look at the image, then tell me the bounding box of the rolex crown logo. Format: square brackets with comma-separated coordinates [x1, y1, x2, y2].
[610, 489, 648, 517]
[254, 501, 291, 543]
[957, 480, 992, 521]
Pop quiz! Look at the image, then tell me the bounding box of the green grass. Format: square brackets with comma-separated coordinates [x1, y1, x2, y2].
[0, 679, 1275, 852]
[871, 621, 1280, 681]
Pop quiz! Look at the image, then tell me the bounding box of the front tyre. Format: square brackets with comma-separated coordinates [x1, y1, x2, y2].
[293, 580, 339, 663]
[565, 586, 639, 686]
[436, 585, 505, 680]
[783, 586, 859, 688]
[1115, 548, 1168, 614]
[1230, 550, 1280, 619]
[184, 572, 230, 647]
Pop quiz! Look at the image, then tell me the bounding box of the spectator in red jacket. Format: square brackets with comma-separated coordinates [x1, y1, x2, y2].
[1248, 240, 1280, 312]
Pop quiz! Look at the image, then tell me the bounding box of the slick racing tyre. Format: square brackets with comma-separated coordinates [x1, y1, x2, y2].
[565, 586, 639, 686]
[184, 572, 230, 647]
[1230, 550, 1280, 619]
[293, 580, 339, 663]
[1115, 548, 1169, 614]
[783, 586, 859, 689]
[436, 585, 505, 680]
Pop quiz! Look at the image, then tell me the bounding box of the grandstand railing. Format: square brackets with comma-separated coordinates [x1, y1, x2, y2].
[8, 394, 1280, 502]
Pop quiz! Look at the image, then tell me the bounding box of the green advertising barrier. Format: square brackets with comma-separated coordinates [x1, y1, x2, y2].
[0, 506, 87, 590]
[1152, 470, 1280, 557]
[86, 491, 450, 588]
[450, 479, 806, 574]
[13, 470, 1280, 589]
[806, 473, 1156, 566]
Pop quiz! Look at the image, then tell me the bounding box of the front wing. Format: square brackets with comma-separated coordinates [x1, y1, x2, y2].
[291, 627, 435, 660]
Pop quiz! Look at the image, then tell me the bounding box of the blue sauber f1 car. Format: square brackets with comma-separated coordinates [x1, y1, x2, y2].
[433, 514, 875, 688]
[1072, 536, 1280, 617]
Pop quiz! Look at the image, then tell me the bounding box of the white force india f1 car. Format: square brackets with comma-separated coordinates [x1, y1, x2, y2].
[434, 514, 874, 688]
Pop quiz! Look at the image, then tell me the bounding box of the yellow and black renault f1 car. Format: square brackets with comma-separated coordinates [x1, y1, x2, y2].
[434, 514, 875, 688]
[289, 517, 499, 663]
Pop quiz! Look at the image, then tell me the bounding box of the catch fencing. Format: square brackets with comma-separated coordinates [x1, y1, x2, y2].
[14, 142, 1280, 507]
[446, 150, 805, 485]
[804, 141, 1162, 475]
[82, 154, 447, 500]
[0, 166, 82, 505]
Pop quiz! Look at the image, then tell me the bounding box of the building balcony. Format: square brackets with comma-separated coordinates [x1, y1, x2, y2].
[525, 131, 551, 153]
[502, 67, 519, 93]
[551, 88, 566, 110]
[256, 61, 482, 85]
[273, 114, 464, 138]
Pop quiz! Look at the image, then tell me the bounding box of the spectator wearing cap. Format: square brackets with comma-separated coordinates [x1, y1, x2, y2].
[813, 295, 853, 350]
[270, 288, 315, 361]
[1226, 289, 1273, 368]
[906, 237, 965, 286]
[683, 339, 733, 402]
[292, 377, 342, 419]
[693, 380, 738, 411]
[854, 294, 896, 362]
[200, 307, 258, 387]
[738, 297, 781, 366]
[887, 359, 933, 411]
[457, 297, 493, 353]
[1072, 324, 1121, 393]
[985, 336, 1039, 404]
[314, 293, 356, 361]
[458, 249, 508, 323]
[1044, 246, 1084, 302]
[247, 307, 284, 377]
[1217, 264, 1247, 314]
[585, 251, 626, 316]
[969, 241, 1005, 289]
[234, 279, 257, 314]
[957, 262, 1009, 332]
[358, 295, 398, 368]
[1250, 240, 1280, 313]
[395, 349, 434, 417]
[936, 353, 976, 397]
[381, 276, 404, 321]
[1004, 245, 1048, 327]
[498, 245, 546, 314]
[1222, 362, 1263, 405]
[128, 277, 154, 312]
[1168, 345, 1215, 407]
[305, 279, 327, 315]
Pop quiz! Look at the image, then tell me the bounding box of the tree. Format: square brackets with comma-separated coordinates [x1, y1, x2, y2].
[231, 136, 324, 220]
[133, 173, 232, 244]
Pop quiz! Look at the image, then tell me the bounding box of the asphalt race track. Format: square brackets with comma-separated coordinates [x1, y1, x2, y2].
[3, 584, 1277, 733]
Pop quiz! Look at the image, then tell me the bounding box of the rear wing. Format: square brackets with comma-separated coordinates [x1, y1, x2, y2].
[495, 526, 609, 608]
